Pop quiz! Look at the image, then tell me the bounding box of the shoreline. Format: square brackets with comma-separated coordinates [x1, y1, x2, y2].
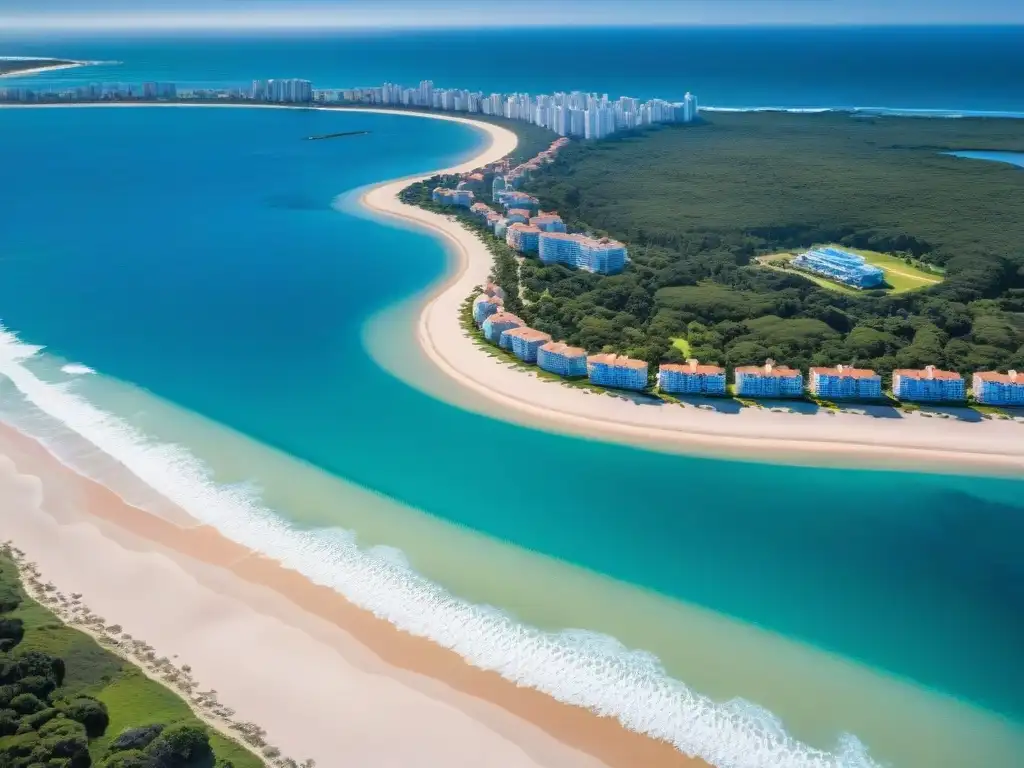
[0, 420, 706, 768]
[0, 60, 94, 78]
[353, 120, 1024, 476]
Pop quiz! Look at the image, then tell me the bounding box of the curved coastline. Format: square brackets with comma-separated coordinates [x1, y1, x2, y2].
[356, 116, 1024, 477]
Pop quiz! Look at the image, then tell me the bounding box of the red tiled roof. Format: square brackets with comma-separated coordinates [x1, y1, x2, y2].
[503, 327, 552, 343]
[893, 367, 962, 381]
[973, 370, 1021, 384]
[588, 353, 648, 370]
[660, 362, 724, 375]
[540, 341, 587, 358]
[735, 365, 800, 378]
[486, 312, 523, 325]
[810, 366, 879, 380]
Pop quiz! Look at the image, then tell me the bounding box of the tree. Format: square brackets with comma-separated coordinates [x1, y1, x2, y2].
[0, 618, 24, 651]
[14, 650, 65, 687]
[109, 723, 165, 752]
[58, 695, 110, 738]
[145, 724, 212, 768]
[102, 749, 153, 768]
[9, 692, 44, 715]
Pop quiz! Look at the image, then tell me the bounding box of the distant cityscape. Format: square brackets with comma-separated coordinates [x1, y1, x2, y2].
[0, 77, 700, 139]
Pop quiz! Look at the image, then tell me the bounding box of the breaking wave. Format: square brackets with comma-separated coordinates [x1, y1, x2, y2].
[0, 324, 879, 768]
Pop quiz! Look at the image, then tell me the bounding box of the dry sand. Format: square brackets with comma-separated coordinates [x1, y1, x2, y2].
[357, 120, 1024, 475]
[0, 61, 92, 78]
[0, 421, 707, 768]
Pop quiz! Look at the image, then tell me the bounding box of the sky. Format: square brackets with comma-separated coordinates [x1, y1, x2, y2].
[2, 0, 1022, 32]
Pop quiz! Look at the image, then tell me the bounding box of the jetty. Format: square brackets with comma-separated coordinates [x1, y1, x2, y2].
[304, 130, 371, 141]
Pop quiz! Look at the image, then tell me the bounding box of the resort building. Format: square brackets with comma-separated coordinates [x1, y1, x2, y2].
[496, 190, 540, 213]
[892, 366, 965, 402]
[658, 359, 727, 396]
[506, 209, 532, 225]
[734, 359, 804, 398]
[483, 282, 505, 300]
[506, 223, 541, 254]
[808, 365, 883, 400]
[494, 217, 509, 238]
[492, 175, 507, 199]
[472, 293, 503, 326]
[973, 370, 1024, 406]
[791, 247, 885, 289]
[458, 172, 486, 192]
[587, 353, 649, 391]
[482, 312, 524, 346]
[530, 212, 566, 233]
[537, 341, 588, 377]
[538, 232, 629, 275]
[503, 327, 552, 363]
[432, 187, 475, 207]
[470, 202, 495, 220]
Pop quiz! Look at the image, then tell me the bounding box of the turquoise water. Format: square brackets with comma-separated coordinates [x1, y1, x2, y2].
[0, 95, 1023, 767]
[947, 150, 1024, 168]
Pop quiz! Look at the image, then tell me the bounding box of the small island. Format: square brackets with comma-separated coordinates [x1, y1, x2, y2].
[0, 58, 84, 78]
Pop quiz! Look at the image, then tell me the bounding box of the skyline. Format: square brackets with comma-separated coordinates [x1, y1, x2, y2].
[3, 0, 1024, 32]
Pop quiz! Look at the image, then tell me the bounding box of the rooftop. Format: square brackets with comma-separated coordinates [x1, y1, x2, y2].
[810, 365, 880, 380]
[974, 370, 1021, 384]
[540, 341, 587, 358]
[893, 366, 962, 381]
[503, 327, 552, 343]
[485, 312, 523, 325]
[661, 359, 724, 375]
[735, 359, 801, 377]
[588, 353, 648, 370]
[508, 208, 533, 218]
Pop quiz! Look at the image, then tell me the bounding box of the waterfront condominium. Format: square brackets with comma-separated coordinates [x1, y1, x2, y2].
[587, 353, 649, 390]
[503, 327, 553, 363]
[472, 293, 503, 326]
[505, 209, 532, 225]
[892, 366, 965, 402]
[537, 341, 588, 377]
[538, 232, 628, 275]
[432, 187, 475, 207]
[482, 312, 524, 345]
[972, 370, 1024, 405]
[529, 212, 566, 232]
[496, 190, 540, 212]
[657, 359, 727, 396]
[791, 247, 885, 289]
[734, 359, 804, 398]
[808, 365, 883, 400]
[506, 223, 542, 254]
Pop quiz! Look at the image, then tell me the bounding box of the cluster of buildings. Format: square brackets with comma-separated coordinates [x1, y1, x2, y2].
[792, 247, 886, 289]
[432, 138, 630, 276]
[316, 81, 700, 139]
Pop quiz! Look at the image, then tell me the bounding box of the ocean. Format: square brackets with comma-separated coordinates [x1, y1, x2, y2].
[1, 28, 1023, 768]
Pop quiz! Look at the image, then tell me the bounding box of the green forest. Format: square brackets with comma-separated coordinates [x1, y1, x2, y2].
[0, 549, 261, 768]
[504, 112, 1024, 381]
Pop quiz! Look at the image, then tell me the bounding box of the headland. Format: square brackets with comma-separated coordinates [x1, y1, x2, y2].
[0, 57, 95, 78]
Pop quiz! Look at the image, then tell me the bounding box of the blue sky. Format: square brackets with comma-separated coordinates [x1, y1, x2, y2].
[2, 0, 1022, 31]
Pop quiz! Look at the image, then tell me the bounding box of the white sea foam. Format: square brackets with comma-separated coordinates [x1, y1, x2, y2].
[0, 325, 880, 768]
[60, 364, 96, 375]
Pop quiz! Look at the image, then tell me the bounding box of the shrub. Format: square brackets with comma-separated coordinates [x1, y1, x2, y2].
[9, 692, 44, 715]
[109, 723, 166, 752]
[0, 707, 19, 736]
[57, 695, 110, 738]
[145, 724, 212, 767]
[16, 673, 56, 700]
[0, 617, 24, 651]
[102, 748, 154, 768]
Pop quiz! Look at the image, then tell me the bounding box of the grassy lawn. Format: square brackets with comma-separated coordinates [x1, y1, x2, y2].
[671, 337, 691, 356]
[2, 554, 262, 767]
[756, 246, 943, 295]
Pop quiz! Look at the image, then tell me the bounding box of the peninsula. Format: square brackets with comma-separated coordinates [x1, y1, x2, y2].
[0, 58, 92, 78]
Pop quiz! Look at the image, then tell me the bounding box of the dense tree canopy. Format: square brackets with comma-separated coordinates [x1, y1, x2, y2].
[505, 112, 1024, 380]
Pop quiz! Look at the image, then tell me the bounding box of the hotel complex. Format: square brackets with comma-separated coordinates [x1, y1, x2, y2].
[537, 342, 589, 377]
[892, 366, 966, 402]
[538, 233, 629, 275]
[972, 371, 1024, 406]
[658, 359, 727, 395]
[792, 247, 886, 289]
[586, 354, 649, 391]
[734, 360, 804, 398]
[808, 366, 883, 400]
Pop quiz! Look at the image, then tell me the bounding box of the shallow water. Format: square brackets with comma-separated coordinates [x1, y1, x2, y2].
[0, 104, 1022, 768]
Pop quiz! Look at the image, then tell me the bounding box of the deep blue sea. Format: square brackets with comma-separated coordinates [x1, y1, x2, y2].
[1, 28, 1023, 768]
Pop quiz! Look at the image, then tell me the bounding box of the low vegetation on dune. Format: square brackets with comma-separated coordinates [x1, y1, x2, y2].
[0, 544, 316, 768]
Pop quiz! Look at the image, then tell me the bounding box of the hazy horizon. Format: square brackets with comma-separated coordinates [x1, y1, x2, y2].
[2, 0, 1023, 33]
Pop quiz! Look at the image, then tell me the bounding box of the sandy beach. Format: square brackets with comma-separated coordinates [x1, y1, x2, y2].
[0, 420, 710, 768]
[0, 60, 94, 78]
[357, 117, 1024, 475]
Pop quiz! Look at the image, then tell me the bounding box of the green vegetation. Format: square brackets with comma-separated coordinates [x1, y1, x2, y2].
[514, 112, 1024, 381]
[0, 548, 261, 768]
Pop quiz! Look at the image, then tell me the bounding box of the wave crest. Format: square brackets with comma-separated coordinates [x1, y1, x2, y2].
[0, 325, 878, 768]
